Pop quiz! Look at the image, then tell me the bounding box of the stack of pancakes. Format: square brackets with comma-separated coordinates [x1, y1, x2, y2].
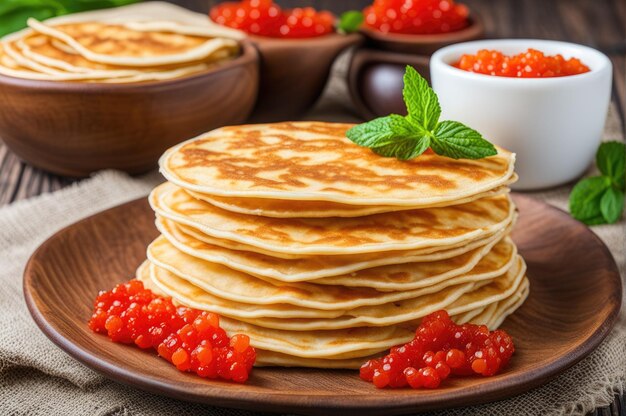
[139, 121, 529, 369]
[0, 12, 242, 83]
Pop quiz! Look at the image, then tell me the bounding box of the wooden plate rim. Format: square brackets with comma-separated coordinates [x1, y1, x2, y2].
[22, 194, 622, 414]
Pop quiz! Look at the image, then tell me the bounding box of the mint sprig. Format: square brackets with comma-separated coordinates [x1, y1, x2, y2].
[347, 66, 497, 161]
[569, 141, 626, 225]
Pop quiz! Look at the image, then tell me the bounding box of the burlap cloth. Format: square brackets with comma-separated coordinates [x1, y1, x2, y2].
[1, 51, 624, 416]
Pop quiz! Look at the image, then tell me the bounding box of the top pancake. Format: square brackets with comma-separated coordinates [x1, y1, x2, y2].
[27, 18, 239, 67]
[160, 122, 516, 206]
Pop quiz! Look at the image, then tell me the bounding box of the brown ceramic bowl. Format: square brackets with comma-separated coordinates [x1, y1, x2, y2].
[248, 33, 362, 122]
[360, 15, 484, 55]
[348, 48, 430, 120]
[0, 41, 259, 177]
[348, 16, 483, 120]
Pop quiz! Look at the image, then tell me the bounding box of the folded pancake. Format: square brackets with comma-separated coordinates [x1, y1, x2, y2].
[312, 236, 516, 290]
[137, 260, 414, 359]
[254, 284, 527, 368]
[148, 257, 524, 330]
[150, 182, 515, 255]
[16, 33, 236, 76]
[171, 216, 512, 261]
[156, 215, 511, 281]
[186, 178, 516, 218]
[159, 122, 515, 207]
[27, 18, 239, 67]
[147, 235, 515, 309]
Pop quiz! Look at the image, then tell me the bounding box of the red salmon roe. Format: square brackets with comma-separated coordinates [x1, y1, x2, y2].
[360, 310, 514, 389]
[88, 279, 256, 383]
[363, 0, 469, 34]
[210, 0, 335, 38]
[454, 48, 591, 78]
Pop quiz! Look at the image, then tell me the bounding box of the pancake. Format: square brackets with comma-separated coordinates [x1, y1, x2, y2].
[485, 277, 529, 329]
[233, 258, 524, 331]
[313, 237, 516, 291]
[27, 18, 239, 67]
[156, 216, 511, 281]
[185, 179, 515, 218]
[173, 216, 512, 261]
[138, 262, 411, 359]
[16, 33, 236, 76]
[159, 122, 516, 206]
[149, 260, 473, 322]
[150, 182, 515, 255]
[0, 43, 129, 81]
[186, 179, 515, 218]
[149, 257, 524, 331]
[147, 235, 515, 309]
[255, 350, 373, 369]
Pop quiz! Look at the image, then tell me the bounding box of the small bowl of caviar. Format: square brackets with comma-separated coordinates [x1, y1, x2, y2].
[359, 0, 484, 55]
[348, 0, 483, 120]
[430, 39, 612, 190]
[210, 0, 362, 122]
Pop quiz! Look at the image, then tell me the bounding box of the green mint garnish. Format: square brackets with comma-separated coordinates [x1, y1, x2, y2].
[569, 141, 626, 225]
[347, 66, 497, 161]
[337, 10, 363, 34]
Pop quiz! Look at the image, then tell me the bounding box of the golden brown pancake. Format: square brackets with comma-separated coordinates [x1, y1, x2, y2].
[160, 122, 516, 206]
[150, 182, 515, 255]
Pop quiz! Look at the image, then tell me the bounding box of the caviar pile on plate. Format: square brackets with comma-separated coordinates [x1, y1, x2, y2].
[89, 279, 256, 383]
[360, 310, 515, 389]
[454, 48, 591, 78]
[363, 0, 470, 34]
[210, 0, 335, 38]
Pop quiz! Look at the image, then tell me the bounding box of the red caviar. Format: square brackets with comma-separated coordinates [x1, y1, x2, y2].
[360, 310, 514, 389]
[454, 48, 591, 78]
[363, 0, 469, 34]
[89, 279, 256, 383]
[210, 0, 335, 38]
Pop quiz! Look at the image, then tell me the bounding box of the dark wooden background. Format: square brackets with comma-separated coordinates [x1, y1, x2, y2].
[0, 0, 624, 414]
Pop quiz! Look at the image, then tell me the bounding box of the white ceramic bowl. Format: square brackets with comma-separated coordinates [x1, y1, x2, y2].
[430, 39, 612, 190]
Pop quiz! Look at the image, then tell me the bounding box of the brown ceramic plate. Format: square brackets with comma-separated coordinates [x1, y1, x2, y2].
[23, 194, 621, 416]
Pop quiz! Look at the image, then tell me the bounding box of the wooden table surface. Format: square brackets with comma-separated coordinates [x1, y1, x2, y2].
[0, 0, 624, 414]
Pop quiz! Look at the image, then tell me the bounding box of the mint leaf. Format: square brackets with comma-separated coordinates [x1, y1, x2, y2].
[403, 65, 440, 132]
[337, 10, 363, 34]
[600, 186, 624, 223]
[372, 135, 430, 160]
[346, 115, 401, 148]
[596, 141, 626, 188]
[346, 114, 431, 160]
[569, 176, 612, 224]
[347, 66, 496, 161]
[430, 121, 497, 159]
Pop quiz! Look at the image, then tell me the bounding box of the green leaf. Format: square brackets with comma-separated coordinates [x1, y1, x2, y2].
[403, 65, 441, 132]
[596, 141, 626, 188]
[337, 10, 363, 34]
[346, 115, 402, 148]
[0, 0, 140, 37]
[430, 120, 497, 159]
[372, 134, 431, 160]
[346, 66, 496, 161]
[0, 0, 65, 37]
[56, 0, 139, 13]
[346, 114, 432, 160]
[600, 186, 624, 223]
[569, 176, 612, 224]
